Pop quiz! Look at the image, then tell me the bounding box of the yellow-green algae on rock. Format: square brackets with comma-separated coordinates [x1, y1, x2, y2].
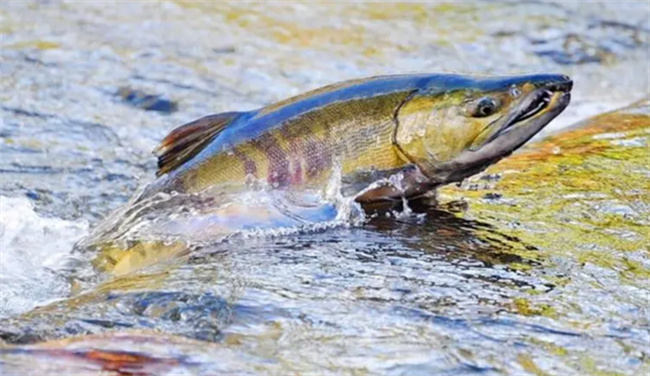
[435, 99, 649, 374]
[440, 99, 649, 276]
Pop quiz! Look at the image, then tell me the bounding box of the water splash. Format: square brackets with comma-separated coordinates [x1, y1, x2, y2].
[78, 163, 373, 254]
[67, 162, 438, 281]
[0, 196, 88, 318]
[355, 170, 428, 222]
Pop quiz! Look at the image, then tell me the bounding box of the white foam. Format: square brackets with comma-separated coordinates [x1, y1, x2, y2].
[84, 162, 370, 248]
[0, 196, 88, 318]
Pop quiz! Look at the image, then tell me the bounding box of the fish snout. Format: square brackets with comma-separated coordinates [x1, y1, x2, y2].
[546, 75, 573, 93]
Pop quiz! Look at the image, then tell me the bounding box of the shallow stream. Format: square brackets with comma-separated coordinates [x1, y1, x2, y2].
[1, 2, 648, 375]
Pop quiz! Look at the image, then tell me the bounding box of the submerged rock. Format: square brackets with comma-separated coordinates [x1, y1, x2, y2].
[0, 331, 254, 375]
[116, 87, 178, 114]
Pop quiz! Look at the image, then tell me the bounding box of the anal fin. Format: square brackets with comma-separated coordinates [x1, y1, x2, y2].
[153, 112, 242, 176]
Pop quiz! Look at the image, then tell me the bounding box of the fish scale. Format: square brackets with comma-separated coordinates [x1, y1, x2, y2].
[184, 92, 410, 192]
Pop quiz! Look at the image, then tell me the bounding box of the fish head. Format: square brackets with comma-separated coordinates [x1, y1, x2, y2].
[395, 73, 572, 184]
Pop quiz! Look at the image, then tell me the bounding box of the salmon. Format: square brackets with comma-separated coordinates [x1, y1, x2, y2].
[145, 73, 572, 203]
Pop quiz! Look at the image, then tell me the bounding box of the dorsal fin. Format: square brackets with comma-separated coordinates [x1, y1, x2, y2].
[153, 112, 241, 176]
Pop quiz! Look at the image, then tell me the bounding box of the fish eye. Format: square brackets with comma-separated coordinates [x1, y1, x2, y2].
[471, 97, 497, 117]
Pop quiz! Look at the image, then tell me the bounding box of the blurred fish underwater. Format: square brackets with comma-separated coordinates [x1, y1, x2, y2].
[1, 1, 649, 375]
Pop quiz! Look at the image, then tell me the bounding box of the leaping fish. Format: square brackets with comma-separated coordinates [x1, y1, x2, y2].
[145, 73, 572, 203]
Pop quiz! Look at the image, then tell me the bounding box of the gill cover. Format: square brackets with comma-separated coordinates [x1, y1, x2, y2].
[394, 89, 477, 177]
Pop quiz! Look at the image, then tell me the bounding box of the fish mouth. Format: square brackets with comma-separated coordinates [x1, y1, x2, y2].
[493, 79, 572, 142]
[512, 89, 554, 124]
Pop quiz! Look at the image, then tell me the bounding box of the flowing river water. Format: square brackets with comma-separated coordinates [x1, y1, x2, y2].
[1, 2, 649, 375]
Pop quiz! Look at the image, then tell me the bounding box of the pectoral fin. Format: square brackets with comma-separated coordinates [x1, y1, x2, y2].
[154, 112, 242, 176]
[352, 165, 436, 204]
